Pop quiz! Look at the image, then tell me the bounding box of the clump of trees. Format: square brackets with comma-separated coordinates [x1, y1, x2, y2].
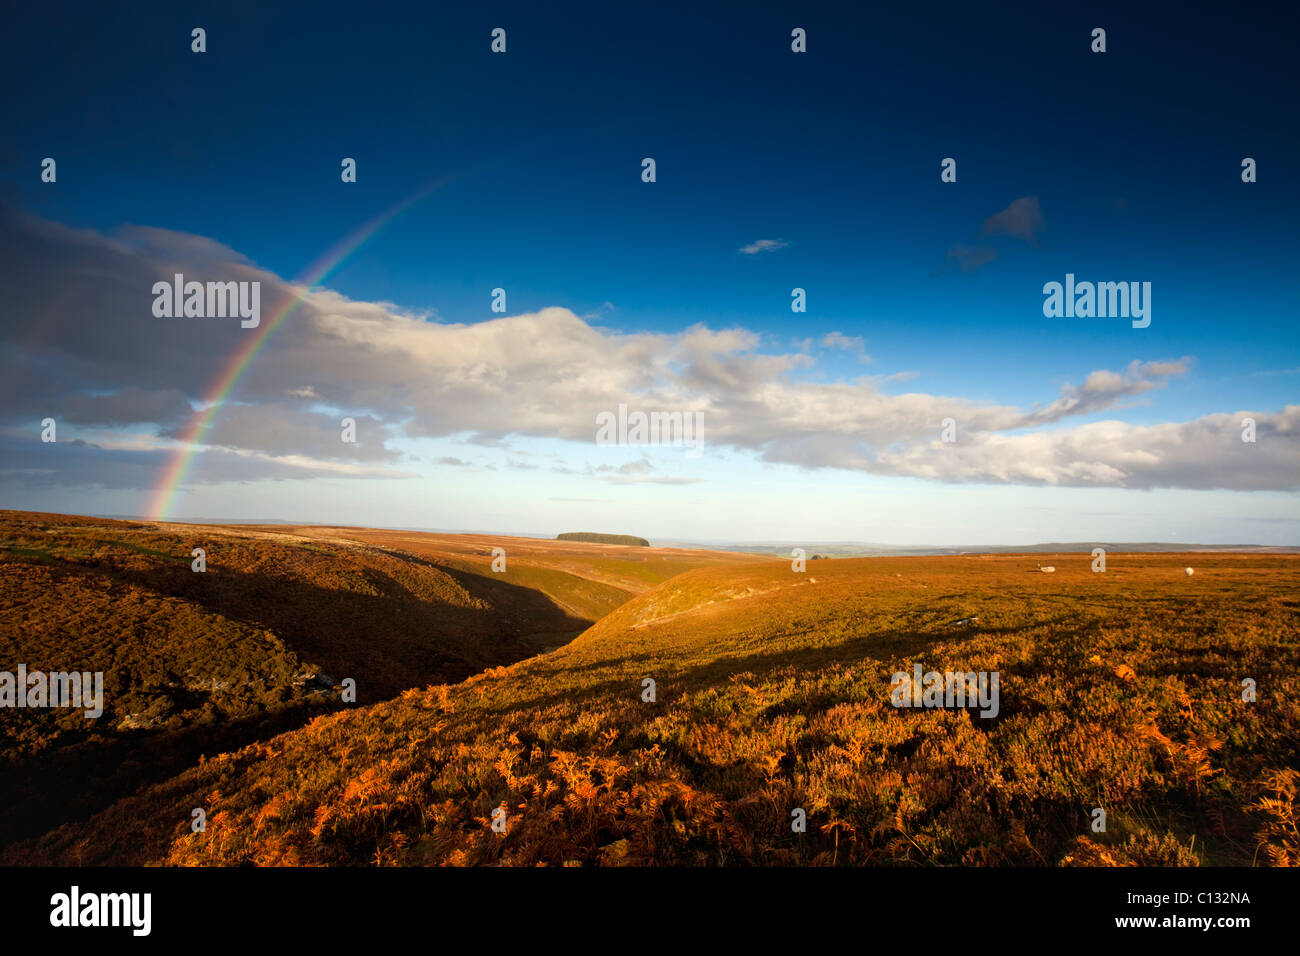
[557, 532, 649, 547]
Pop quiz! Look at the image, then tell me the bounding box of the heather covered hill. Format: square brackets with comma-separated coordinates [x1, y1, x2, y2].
[305, 525, 760, 620]
[0, 511, 760, 852]
[13, 551, 1299, 866]
[0, 512, 588, 705]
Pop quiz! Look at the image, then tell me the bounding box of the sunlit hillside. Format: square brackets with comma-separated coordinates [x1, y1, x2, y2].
[0, 511, 755, 852]
[7, 530, 1297, 867]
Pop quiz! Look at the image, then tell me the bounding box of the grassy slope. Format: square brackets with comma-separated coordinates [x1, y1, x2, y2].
[0, 511, 748, 853]
[12, 551, 1298, 866]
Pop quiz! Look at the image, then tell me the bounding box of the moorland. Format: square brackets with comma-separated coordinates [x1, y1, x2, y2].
[1, 510, 1296, 867]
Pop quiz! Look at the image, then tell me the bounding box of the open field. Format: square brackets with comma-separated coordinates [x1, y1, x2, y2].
[2, 511, 1297, 866]
[0, 510, 753, 850]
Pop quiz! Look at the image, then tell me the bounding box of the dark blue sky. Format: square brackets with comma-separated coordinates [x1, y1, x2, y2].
[0, 1, 1296, 540]
[6, 4, 1295, 390]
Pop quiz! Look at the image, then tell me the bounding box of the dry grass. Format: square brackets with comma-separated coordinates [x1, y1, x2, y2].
[4, 526, 1294, 867]
[0, 511, 747, 851]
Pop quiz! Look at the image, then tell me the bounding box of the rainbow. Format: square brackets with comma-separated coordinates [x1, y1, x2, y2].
[146, 174, 455, 521]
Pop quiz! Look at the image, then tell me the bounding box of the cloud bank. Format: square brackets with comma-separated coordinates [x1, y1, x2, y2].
[1, 208, 1295, 493]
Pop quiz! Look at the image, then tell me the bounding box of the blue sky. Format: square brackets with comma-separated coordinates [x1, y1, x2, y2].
[1, 1, 1296, 543]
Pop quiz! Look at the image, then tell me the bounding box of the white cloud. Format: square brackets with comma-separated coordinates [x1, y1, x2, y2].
[2, 210, 1296, 493]
[982, 196, 1044, 244]
[821, 332, 871, 362]
[738, 238, 789, 255]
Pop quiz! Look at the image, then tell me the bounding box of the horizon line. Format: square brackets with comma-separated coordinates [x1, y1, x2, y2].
[3, 509, 1296, 553]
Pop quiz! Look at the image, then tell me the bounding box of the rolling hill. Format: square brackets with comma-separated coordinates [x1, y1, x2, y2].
[0, 510, 755, 851]
[5, 528, 1297, 867]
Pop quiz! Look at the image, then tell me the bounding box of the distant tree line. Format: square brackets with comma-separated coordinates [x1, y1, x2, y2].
[557, 532, 649, 547]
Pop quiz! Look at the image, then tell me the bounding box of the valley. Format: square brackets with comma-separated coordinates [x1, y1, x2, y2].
[1, 510, 1297, 867]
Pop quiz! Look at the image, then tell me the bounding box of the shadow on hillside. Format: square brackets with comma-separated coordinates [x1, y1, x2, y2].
[458, 620, 1016, 727]
[0, 697, 341, 856]
[393, 550, 603, 636]
[0, 551, 602, 857]
[465, 612, 1106, 737]
[93, 557, 593, 701]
